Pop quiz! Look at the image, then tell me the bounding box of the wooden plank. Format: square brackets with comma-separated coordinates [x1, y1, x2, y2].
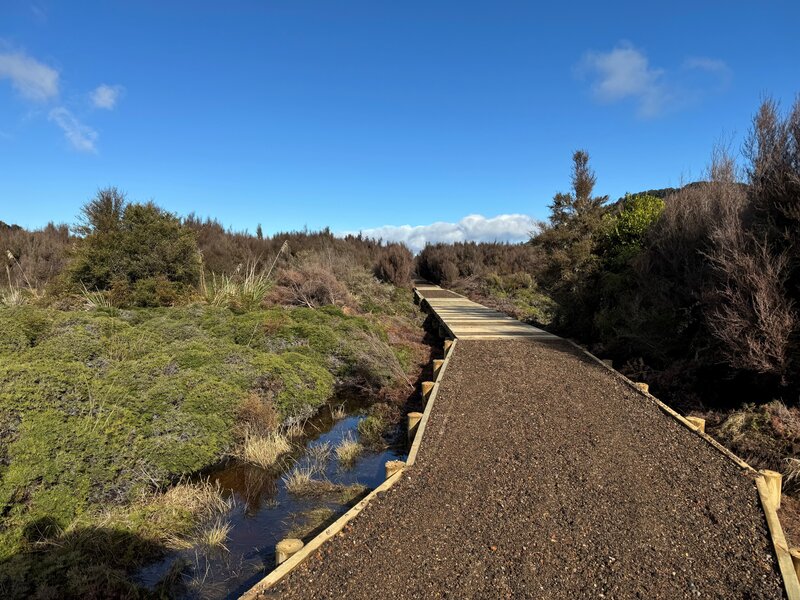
[758, 476, 800, 600]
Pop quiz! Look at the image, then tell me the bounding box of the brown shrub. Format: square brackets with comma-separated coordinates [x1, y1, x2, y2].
[237, 393, 279, 436]
[270, 265, 353, 308]
[416, 241, 541, 285]
[1, 222, 70, 291]
[373, 244, 412, 286]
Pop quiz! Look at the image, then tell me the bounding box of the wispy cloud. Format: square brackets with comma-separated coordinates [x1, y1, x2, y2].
[48, 107, 98, 153]
[90, 83, 125, 109]
[0, 49, 59, 101]
[345, 213, 539, 254]
[577, 42, 730, 118]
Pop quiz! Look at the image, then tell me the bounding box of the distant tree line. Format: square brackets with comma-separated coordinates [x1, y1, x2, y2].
[2, 193, 413, 309]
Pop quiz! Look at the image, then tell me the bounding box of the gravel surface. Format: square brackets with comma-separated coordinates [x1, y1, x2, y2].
[263, 340, 784, 599]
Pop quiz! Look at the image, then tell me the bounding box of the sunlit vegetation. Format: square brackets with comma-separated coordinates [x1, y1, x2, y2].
[0, 198, 428, 598]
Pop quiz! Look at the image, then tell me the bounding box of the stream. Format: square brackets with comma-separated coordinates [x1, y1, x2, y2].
[135, 393, 406, 599]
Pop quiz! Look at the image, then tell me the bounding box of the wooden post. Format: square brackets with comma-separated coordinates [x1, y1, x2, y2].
[421, 381, 434, 403]
[761, 470, 783, 509]
[790, 548, 800, 583]
[385, 460, 405, 479]
[634, 382, 649, 393]
[433, 359, 444, 379]
[443, 339, 453, 355]
[407, 412, 423, 441]
[686, 416, 706, 434]
[602, 359, 613, 368]
[275, 538, 304, 566]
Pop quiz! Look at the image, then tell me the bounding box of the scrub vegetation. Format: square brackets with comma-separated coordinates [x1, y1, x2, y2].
[0, 195, 428, 598]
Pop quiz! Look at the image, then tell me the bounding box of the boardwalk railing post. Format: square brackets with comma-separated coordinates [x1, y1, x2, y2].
[385, 460, 405, 480]
[761, 470, 783, 509]
[421, 381, 434, 403]
[276, 538, 304, 566]
[686, 416, 706, 434]
[433, 359, 444, 379]
[790, 548, 800, 583]
[407, 412, 423, 441]
[634, 382, 649, 393]
[444, 339, 453, 355]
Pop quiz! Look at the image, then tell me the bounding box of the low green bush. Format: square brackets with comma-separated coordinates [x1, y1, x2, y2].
[0, 301, 409, 565]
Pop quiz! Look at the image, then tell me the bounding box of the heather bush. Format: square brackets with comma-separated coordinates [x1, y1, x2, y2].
[373, 243, 412, 286]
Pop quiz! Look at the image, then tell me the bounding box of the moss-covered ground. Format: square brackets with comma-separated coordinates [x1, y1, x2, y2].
[0, 297, 424, 598]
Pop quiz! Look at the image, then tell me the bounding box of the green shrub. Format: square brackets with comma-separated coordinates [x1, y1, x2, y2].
[70, 190, 201, 306]
[601, 194, 664, 259]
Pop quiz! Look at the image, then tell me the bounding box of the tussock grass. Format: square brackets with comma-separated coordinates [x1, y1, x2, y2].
[2, 251, 40, 307]
[80, 283, 115, 310]
[330, 403, 346, 421]
[198, 518, 232, 551]
[284, 420, 306, 440]
[335, 433, 362, 467]
[282, 467, 366, 502]
[283, 466, 316, 495]
[240, 430, 291, 469]
[357, 414, 388, 448]
[204, 261, 274, 311]
[161, 478, 233, 521]
[286, 507, 336, 539]
[306, 441, 331, 467]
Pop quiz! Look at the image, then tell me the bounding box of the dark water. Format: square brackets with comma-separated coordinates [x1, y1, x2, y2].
[136, 395, 405, 599]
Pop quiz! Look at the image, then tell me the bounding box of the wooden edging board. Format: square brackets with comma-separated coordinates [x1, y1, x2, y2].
[238, 321, 457, 598]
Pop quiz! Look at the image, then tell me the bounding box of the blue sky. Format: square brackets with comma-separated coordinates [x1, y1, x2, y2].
[1, 1, 798, 250]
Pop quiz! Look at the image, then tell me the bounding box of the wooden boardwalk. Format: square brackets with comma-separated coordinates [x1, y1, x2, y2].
[413, 281, 558, 340]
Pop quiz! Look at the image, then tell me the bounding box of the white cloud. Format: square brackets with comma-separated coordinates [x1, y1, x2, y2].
[48, 107, 98, 153]
[90, 84, 124, 109]
[579, 42, 665, 117]
[578, 43, 730, 118]
[0, 49, 59, 101]
[345, 213, 539, 254]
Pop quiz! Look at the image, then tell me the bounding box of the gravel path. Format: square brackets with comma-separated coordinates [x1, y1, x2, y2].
[263, 339, 784, 599]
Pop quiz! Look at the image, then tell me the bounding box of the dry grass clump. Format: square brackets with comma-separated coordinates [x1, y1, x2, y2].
[197, 518, 232, 551]
[283, 420, 306, 440]
[306, 441, 331, 466]
[240, 430, 292, 470]
[713, 401, 800, 487]
[282, 466, 317, 495]
[330, 404, 346, 421]
[203, 260, 275, 311]
[285, 507, 336, 539]
[282, 467, 366, 502]
[334, 433, 362, 468]
[161, 478, 233, 521]
[237, 393, 279, 436]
